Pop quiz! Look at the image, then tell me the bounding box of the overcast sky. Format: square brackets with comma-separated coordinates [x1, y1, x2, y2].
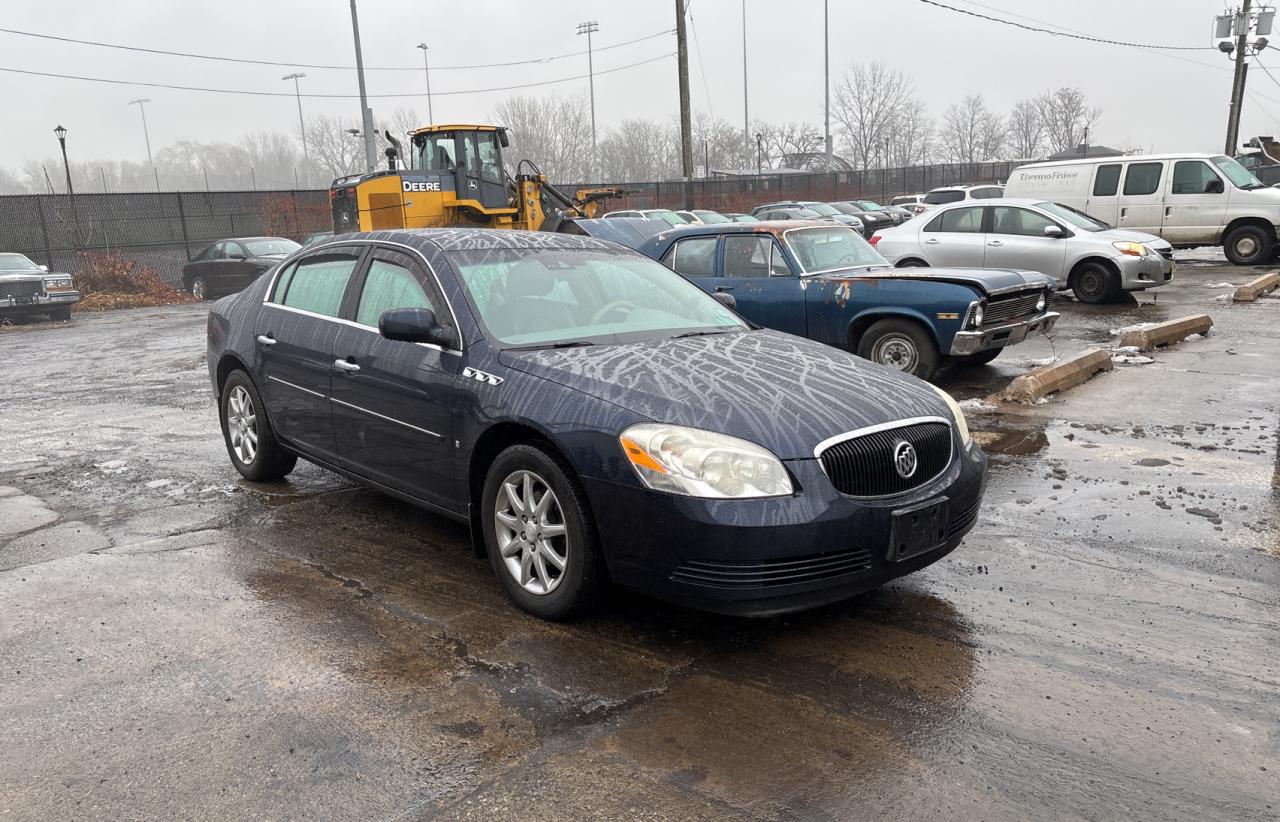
[0, 0, 1271, 168]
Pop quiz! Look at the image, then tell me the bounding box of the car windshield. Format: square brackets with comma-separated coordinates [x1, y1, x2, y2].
[450, 246, 747, 347]
[243, 238, 301, 256]
[801, 203, 840, 216]
[792, 208, 823, 218]
[1212, 154, 1264, 189]
[827, 202, 860, 215]
[695, 211, 730, 224]
[732, 214, 759, 222]
[0, 253, 39, 271]
[648, 211, 689, 226]
[785, 227, 888, 274]
[855, 200, 884, 210]
[1034, 201, 1108, 232]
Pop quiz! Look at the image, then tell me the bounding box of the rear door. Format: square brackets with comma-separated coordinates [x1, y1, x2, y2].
[255, 246, 366, 463]
[919, 205, 988, 267]
[719, 233, 807, 337]
[1084, 162, 1123, 226]
[1161, 159, 1228, 245]
[1116, 161, 1166, 235]
[330, 246, 460, 509]
[983, 206, 1067, 277]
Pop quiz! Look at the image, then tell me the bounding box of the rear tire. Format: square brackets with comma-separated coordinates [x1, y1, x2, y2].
[481, 443, 607, 620]
[190, 276, 209, 301]
[1070, 260, 1121, 304]
[857, 318, 939, 381]
[1223, 224, 1273, 266]
[219, 370, 297, 481]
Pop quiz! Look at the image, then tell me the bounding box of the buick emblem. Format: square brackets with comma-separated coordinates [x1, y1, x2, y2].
[893, 441, 918, 479]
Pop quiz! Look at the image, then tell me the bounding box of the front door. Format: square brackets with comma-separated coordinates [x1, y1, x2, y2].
[1116, 161, 1166, 235]
[1161, 159, 1228, 246]
[1084, 162, 1123, 227]
[919, 205, 988, 267]
[330, 246, 460, 510]
[255, 247, 366, 463]
[983, 205, 1068, 277]
[719, 233, 808, 337]
[461, 130, 509, 211]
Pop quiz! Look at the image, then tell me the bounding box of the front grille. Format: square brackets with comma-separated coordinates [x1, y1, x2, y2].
[0, 280, 43, 303]
[1155, 247, 1174, 261]
[671, 548, 873, 589]
[983, 291, 1043, 326]
[819, 421, 953, 497]
[947, 497, 981, 539]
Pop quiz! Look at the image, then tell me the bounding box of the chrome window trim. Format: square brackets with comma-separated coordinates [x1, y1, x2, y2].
[812, 415, 955, 500]
[267, 376, 325, 399]
[262, 302, 460, 355]
[330, 397, 443, 439]
[262, 237, 462, 349]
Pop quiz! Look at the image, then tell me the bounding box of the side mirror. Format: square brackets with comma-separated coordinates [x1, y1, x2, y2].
[379, 307, 456, 348]
[228, 252, 246, 260]
[711, 291, 737, 310]
[1206, 178, 1224, 194]
[1043, 224, 1065, 238]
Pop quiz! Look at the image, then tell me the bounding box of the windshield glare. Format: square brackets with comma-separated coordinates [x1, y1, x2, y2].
[1035, 201, 1107, 232]
[695, 211, 730, 224]
[0, 254, 39, 271]
[924, 190, 964, 205]
[802, 203, 839, 216]
[855, 200, 884, 210]
[785, 227, 887, 274]
[244, 238, 301, 256]
[1212, 154, 1263, 189]
[450, 247, 746, 347]
[648, 211, 689, 225]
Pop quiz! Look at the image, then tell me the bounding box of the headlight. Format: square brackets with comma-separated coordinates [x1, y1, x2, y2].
[1112, 241, 1149, 257]
[44, 277, 73, 290]
[969, 302, 985, 328]
[619, 423, 793, 499]
[1035, 292, 1047, 312]
[860, 214, 875, 223]
[930, 385, 972, 447]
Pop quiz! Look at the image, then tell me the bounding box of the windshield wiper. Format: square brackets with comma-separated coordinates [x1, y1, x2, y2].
[670, 329, 737, 339]
[509, 340, 595, 350]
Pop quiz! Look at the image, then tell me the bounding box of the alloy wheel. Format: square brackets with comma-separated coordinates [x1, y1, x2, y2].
[226, 385, 258, 464]
[192, 278, 206, 300]
[494, 470, 569, 595]
[872, 333, 919, 372]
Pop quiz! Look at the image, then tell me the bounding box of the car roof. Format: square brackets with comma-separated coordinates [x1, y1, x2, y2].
[928, 184, 1004, 192]
[925, 196, 1058, 208]
[221, 236, 291, 243]
[1017, 153, 1220, 169]
[310, 227, 626, 255]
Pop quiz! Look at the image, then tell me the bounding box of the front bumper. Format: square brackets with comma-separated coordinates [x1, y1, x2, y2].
[948, 311, 1059, 356]
[1117, 254, 1174, 291]
[583, 440, 987, 616]
[0, 290, 80, 313]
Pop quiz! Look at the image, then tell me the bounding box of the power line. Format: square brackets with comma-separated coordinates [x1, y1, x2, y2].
[0, 25, 674, 71]
[0, 52, 676, 99]
[917, 0, 1215, 51]
[686, 2, 714, 119]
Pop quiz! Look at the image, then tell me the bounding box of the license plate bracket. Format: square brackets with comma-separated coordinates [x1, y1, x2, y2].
[889, 497, 949, 562]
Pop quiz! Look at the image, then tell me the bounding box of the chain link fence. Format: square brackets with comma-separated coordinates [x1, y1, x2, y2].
[0, 160, 1019, 286]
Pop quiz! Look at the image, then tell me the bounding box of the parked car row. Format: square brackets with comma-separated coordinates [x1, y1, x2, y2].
[0, 253, 80, 322]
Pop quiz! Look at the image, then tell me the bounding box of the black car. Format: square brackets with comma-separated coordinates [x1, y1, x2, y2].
[752, 203, 866, 235]
[206, 228, 986, 619]
[830, 201, 898, 232]
[183, 236, 301, 300]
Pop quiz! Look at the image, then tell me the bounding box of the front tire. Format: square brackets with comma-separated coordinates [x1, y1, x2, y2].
[481, 443, 606, 620]
[1070, 261, 1121, 304]
[219, 370, 297, 481]
[1223, 224, 1273, 265]
[190, 276, 209, 301]
[48, 306, 71, 322]
[857, 318, 939, 381]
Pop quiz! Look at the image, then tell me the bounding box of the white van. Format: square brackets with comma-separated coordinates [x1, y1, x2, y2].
[1005, 153, 1280, 265]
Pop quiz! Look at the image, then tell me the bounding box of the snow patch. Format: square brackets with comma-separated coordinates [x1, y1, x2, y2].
[959, 398, 998, 412]
[1110, 322, 1156, 336]
[145, 479, 173, 489]
[1114, 355, 1155, 365]
[1184, 332, 1204, 341]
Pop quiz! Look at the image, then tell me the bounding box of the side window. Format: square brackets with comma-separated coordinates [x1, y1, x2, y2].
[224, 241, 246, 259]
[927, 206, 984, 233]
[1123, 163, 1163, 196]
[671, 237, 718, 278]
[201, 244, 222, 261]
[270, 262, 297, 302]
[992, 207, 1055, 237]
[723, 235, 772, 277]
[476, 132, 503, 184]
[355, 257, 433, 328]
[1172, 161, 1221, 194]
[1093, 164, 1122, 196]
[280, 254, 360, 318]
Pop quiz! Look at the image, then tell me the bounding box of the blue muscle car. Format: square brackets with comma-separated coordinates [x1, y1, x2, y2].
[631, 221, 1059, 381]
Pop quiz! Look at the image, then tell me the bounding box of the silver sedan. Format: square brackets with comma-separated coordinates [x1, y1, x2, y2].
[871, 197, 1175, 303]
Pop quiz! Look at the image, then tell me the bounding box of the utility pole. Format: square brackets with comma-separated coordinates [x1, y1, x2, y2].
[741, 0, 749, 164]
[824, 0, 832, 172]
[577, 21, 599, 181]
[129, 98, 159, 190]
[99, 167, 108, 193]
[348, 0, 377, 172]
[283, 73, 309, 184]
[416, 43, 435, 123]
[676, 0, 694, 186]
[1225, 0, 1254, 154]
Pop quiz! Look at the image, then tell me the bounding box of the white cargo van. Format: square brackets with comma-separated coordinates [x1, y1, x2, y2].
[1005, 153, 1280, 264]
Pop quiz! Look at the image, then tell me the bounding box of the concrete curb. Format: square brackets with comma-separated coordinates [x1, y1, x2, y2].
[1119, 315, 1213, 351]
[999, 348, 1113, 405]
[1233, 272, 1279, 302]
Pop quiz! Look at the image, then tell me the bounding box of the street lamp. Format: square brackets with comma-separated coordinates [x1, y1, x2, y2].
[54, 124, 80, 245]
[128, 98, 159, 190]
[415, 43, 435, 123]
[282, 73, 310, 186]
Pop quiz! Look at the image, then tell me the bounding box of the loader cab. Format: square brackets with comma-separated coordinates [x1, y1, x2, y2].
[410, 125, 510, 211]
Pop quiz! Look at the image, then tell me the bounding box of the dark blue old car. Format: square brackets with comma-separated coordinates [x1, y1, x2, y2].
[206, 228, 986, 619]
[633, 221, 1058, 381]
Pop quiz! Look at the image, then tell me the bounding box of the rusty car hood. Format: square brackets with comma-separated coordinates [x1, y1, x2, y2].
[814, 266, 1056, 295]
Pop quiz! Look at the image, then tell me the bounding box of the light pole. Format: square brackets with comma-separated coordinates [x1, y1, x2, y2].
[282, 72, 310, 185]
[54, 125, 80, 244]
[348, 0, 377, 172]
[128, 98, 159, 190]
[577, 20, 599, 181]
[415, 43, 435, 123]
[742, 0, 749, 161]
[756, 132, 764, 176]
[823, 0, 832, 172]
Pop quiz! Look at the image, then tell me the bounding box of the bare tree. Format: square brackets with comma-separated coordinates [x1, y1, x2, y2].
[492, 93, 593, 182]
[0, 166, 27, 194]
[939, 95, 1004, 163]
[305, 115, 367, 181]
[831, 61, 914, 169]
[692, 113, 748, 175]
[599, 119, 679, 182]
[887, 100, 933, 167]
[1006, 99, 1044, 159]
[756, 121, 824, 168]
[1036, 87, 1101, 155]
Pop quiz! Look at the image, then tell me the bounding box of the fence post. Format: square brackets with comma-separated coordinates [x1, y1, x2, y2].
[35, 196, 54, 268]
[176, 192, 192, 261]
[290, 190, 300, 236]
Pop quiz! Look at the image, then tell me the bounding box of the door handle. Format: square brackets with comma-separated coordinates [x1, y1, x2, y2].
[1121, 207, 1128, 218]
[1165, 206, 1172, 217]
[987, 240, 1004, 247]
[334, 358, 360, 373]
[715, 285, 734, 292]
[256, 334, 276, 346]
[924, 238, 940, 244]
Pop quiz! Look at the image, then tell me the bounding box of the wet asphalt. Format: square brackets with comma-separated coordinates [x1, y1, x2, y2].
[1, 256, 1277, 820]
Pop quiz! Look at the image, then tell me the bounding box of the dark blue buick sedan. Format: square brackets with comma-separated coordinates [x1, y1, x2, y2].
[206, 229, 986, 619]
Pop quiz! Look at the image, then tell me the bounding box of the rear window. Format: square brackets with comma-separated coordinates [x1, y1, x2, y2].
[1123, 163, 1163, 196]
[924, 190, 965, 205]
[970, 187, 1004, 199]
[1093, 164, 1122, 196]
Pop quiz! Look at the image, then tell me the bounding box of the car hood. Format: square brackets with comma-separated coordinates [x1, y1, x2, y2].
[1099, 228, 1170, 247]
[496, 329, 950, 460]
[0, 271, 45, 282]
[814, 266, 1055, 294]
